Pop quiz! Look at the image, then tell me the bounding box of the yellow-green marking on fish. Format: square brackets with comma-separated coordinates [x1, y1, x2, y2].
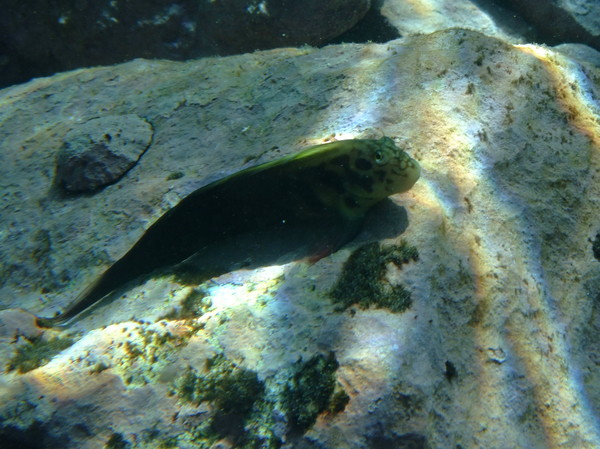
[289, 136, 420, 219]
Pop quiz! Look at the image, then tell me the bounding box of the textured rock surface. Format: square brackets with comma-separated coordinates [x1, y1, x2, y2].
[1, 28, 600, 449]
[56, 114, 153, 192]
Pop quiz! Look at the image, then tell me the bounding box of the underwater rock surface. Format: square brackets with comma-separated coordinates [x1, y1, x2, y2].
[56, 114, 153, 192]
[1, 28, 600, 449]
[379, 0, 528, 42]
[4, 0, 597, 90]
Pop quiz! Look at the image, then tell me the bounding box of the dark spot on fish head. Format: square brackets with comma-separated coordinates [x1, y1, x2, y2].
[355, 158, 372, 171]
[347, 170, 374, 194]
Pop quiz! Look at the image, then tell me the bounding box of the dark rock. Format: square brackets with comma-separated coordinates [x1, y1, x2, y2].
[201, 0, 371, 54]
[0, 0, 370, 89]
[56, 114, 153, 192]
[366, 432, 427, 449]
[557, 0, 600, 35]
[327, 3, 401, 45]
[492, 0, 600, 50]
[0, 421, 65, 449]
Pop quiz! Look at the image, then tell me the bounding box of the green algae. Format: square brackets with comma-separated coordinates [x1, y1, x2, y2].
[329, 387, 350, 414]
[115, 327, 190, 387]
[174, 354, 272, 448]
[282, 352, 346, 432]
[165, 171, 184, 181]
[177, 354, 264, 414]
[330, 240, 419, 313]
[170, 351, 349, 447]
[105, 432, 131, 449]
[7, 335, 74, 373]
[162, 288, 212, 320]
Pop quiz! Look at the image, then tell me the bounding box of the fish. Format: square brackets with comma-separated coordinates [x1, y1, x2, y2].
[36, 137, 420, 326]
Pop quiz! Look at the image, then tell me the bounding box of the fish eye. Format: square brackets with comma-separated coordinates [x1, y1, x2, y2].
[374, 150, 387, 164]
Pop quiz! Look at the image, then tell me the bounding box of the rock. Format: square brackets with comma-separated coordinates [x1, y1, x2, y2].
[548, 0, 600, 35]
[201, 0, 371, 54]
[554, 42, 600, 68]
[379, 0, 527, 42]
[0, 309, 43, 375]
[0, 0, 370, 89]
[494, 0, 600, 50]
[56, 114, 153, 192]
[0, 309, 41, 341]
[1, 28, 600, 449]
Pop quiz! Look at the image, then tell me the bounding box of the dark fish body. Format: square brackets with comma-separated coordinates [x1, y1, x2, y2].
[37, 137, 420, 326]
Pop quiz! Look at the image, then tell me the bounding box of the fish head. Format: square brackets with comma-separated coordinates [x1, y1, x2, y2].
[350, 136, 420, 195]
[280, 136, 421, 220]
[335, 137, 420, 218]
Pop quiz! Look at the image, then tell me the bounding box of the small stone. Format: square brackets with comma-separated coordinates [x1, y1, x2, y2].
[56, 114, 153, 192]
[0, 309, 42, 341]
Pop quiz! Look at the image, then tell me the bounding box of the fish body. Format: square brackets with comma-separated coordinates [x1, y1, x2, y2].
[37, 137, 420, 326]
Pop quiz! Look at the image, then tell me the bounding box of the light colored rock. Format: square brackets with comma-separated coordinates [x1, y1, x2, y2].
[379, 0, 527, 42]
[555, 42, 600, 68]
[1, 28, 600, 449]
